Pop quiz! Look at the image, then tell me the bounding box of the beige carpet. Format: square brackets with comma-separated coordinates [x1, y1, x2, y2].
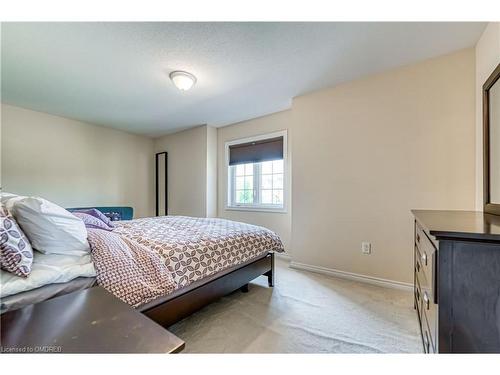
[169, 258, 422, 353]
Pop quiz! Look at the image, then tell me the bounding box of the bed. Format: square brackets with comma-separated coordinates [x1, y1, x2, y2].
[1, 206, 284, 327]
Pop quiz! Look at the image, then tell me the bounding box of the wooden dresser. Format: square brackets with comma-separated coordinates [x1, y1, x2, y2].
[412, 210, 500, 353]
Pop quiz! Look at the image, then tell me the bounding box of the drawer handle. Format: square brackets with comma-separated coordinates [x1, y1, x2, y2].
[421, 252, 428, 266]
[424, 331, 430, 353]
[423, 291, 430, 310]
[416, 261, 420, 272]
[416, 233, 420, 243]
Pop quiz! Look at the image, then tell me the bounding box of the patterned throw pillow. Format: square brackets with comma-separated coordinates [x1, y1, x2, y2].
[0, 208, 34, 277]
[73, 212, 113, 231]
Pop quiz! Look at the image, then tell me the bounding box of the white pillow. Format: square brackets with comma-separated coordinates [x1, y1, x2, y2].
[0, 192, 18, 202]
[0, 192, 26, 211]
[12, 197, 90, 256]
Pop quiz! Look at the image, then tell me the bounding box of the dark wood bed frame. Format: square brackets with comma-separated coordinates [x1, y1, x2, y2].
[65, 206, 276, 328]
[139, 252, 275, 327]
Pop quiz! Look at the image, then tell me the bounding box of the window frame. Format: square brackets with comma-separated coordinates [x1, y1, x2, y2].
[225, 130, 288, 213]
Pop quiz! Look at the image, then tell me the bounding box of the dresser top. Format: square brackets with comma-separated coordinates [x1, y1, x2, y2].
[412, 210, 500, 242]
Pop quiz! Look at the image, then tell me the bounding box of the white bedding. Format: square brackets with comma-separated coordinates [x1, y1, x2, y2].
[0, 252, 96, 298]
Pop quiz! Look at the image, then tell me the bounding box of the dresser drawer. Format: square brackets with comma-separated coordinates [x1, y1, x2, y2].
[421, 315, 435, 353]
[415, 265, 437, 353]
[421, 287, 437, 351]
[415, 245, 432, 296]
[414, 272, 422, 322]
[415, 222, 435, 280]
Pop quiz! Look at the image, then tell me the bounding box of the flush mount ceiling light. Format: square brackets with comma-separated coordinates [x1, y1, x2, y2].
[169, 70, 197, 91]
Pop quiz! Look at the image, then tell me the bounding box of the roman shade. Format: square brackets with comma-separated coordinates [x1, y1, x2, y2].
[229, 136, 284, 166]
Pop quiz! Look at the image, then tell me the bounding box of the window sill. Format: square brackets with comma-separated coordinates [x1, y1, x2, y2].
[225, 206, 287, 214]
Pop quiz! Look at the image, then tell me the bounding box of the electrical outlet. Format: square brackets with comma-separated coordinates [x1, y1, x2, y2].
[361, 242, 371, 255]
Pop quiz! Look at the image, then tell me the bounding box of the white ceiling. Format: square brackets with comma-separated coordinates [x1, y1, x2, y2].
[1, 22, 486, 137]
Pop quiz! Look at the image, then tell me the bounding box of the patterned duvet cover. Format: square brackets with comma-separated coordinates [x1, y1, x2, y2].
[88, 216, 284, 308]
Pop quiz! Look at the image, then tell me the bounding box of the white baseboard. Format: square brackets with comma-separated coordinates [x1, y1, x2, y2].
[274, 252, 291, 261]
[289, 261, 413, 292]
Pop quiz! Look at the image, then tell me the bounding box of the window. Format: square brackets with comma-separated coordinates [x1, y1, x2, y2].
[226, 131, 286, 212]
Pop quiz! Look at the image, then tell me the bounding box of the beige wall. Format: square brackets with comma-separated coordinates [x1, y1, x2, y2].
[475, 22, 500, 209]
[154, 125, 218, 218]
[1, 104, 155, 218]
[154, 125, 208, 217]
[291, 48, 476, 284]
[217, 110, 292, 252]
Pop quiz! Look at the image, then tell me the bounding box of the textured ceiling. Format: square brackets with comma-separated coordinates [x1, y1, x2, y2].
[1, 22, 486, 137]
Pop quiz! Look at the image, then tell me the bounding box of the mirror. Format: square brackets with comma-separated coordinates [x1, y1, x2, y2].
[491, 80, 500, 203]
[484, 63, 500, 215]
[156, 152, 168, 216]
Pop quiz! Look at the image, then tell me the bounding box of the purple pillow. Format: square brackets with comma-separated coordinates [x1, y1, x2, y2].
[73, 209, 114, 227]
[73, 212, 113, 231]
